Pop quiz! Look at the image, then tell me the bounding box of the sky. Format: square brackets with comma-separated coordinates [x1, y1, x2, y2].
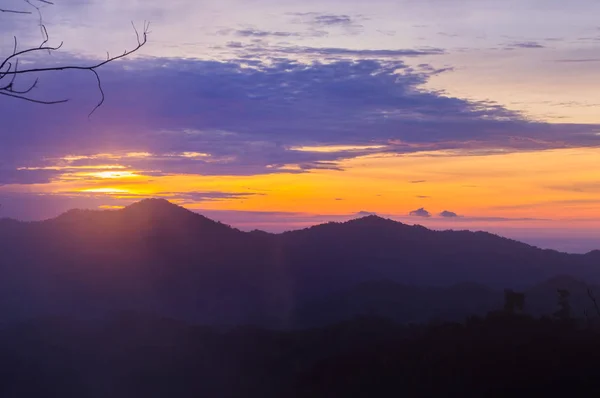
[1, 0, 600, 253]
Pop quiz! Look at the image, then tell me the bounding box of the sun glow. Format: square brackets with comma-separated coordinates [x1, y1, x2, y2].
[85, 171, 141, 179]
[80, 188, 132, 194]
[5, 147, 600, 232]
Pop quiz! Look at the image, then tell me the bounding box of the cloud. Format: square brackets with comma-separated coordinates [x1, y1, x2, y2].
[314, 15, 354, 27]
[0, 55, 599, 186]
[154, 191, 262, 204]
[439, 210, 459, 218]
[417, 195, 430, 199]
[453, 216, 549, 222]
[505, 41, 545, 49]
[554, 58, 600, 63]
[547, 182, 600, 193]
[292, 12, 362, 28]
[357, 211, 377, 217]
[0, 169, 59, 185]
[225, 42, 446, 58]
[231, 29, 300, 38]
[410, 180, 427, 184]
[409, 208, 431, 217]
[437, 32, 460, 38]
[289, 12, 365, 35]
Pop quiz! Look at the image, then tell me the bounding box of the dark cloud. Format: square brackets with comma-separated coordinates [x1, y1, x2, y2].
[506, 41, 545, 49]
[291, 12, 360, 27]
[277, 46, 444, 57]
[0, 55, 598, 186]
[225, 42, 445, 58]
[554, 58, 600, 63]
[417, 195, 430, 199]
[313, 15, 355, 27]
[0, 169, 59, 186]
[409, 208, 431, 217]
[357, 211, 377, 217]
[439, 210, 459, 218]
[417, 64, 454, 74]
[410, 180, 427, 184]
[289, 12, 365, 34]
[233, 29, 300, 38]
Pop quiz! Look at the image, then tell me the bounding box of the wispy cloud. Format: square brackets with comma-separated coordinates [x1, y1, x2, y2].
[224, 42, 445, 58]
[233, 29, 301, 38]
[289, 12, 365, 35]
[505, 41, 546, 49]
[547, 182, 600, 193]
[554, 58, 600, 63]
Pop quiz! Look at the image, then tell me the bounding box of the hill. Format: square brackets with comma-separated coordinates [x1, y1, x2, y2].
[0, 199, 598, 326]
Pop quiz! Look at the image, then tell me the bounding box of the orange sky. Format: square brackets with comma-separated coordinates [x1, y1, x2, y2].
[7, 146, 600, 232]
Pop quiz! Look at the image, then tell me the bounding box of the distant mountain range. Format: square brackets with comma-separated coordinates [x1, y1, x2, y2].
[0, 199, 598, 327]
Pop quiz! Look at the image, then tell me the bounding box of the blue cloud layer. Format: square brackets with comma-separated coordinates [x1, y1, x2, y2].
[1, 53, 599, 185]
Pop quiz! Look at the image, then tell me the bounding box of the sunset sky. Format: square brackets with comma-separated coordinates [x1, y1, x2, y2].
[1, 0, 600, 252]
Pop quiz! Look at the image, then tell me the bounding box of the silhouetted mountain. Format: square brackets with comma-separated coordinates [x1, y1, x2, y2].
[0, 200, 598, 326]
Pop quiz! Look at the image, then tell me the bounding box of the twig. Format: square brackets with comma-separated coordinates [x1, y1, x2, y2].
[1, 1, 149, 115]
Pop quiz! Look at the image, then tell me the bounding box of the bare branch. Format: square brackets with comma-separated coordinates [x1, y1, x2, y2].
[4, 25, 147, 76]
[0, 8, 31, 14]
[1, 1, 149, 115]
[0, 90, 68, 104]
[88, 69, 104, 117]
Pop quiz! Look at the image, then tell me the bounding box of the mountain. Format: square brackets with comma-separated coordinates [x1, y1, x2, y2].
[0, 199, 598, 326]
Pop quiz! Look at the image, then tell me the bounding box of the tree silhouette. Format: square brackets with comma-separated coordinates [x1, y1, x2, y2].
[0, 0, 149, 115]
[503, 289, 525, 315]
[554, 288, 571, 321]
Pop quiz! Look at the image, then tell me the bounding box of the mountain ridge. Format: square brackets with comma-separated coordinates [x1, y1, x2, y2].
[2, 199, 585, 254]
[0, 199, 598, 326]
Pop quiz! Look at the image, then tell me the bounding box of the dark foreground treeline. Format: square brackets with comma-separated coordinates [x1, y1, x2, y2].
[2, 309, 600, 398]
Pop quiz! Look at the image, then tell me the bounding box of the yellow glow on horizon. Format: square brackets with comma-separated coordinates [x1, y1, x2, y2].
[125, 152, 152, 158]
[177, 152, 211, 158]
[80, 188, 132, 194]
[4, 147, 600, 229]
[84, 171, 140, 179]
